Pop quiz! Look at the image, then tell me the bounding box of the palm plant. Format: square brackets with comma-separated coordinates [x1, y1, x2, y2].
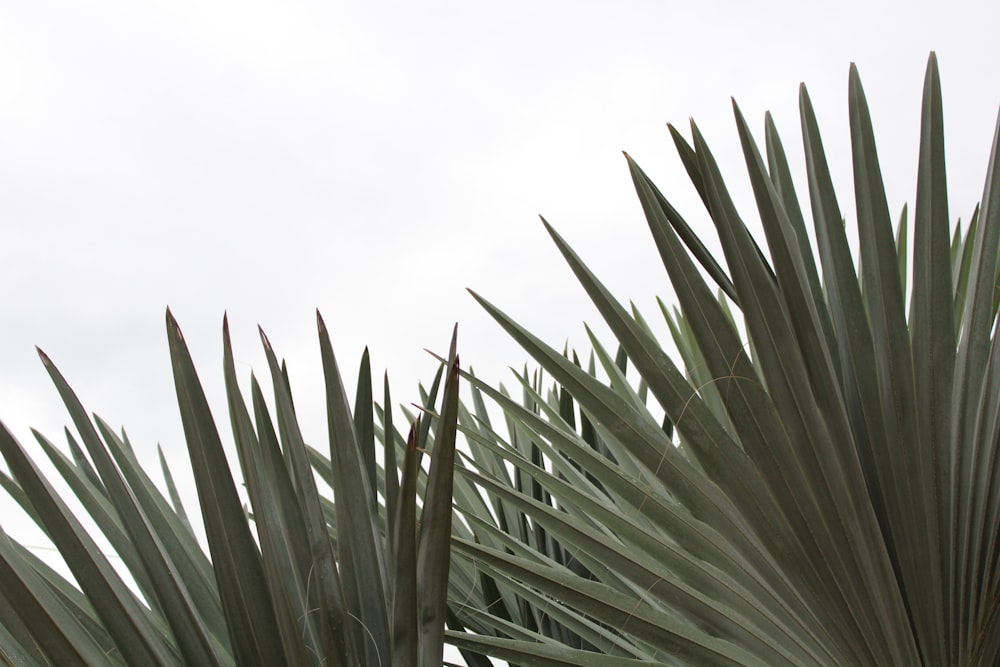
[439, 53, 1000, 666]
[1, 52, 997, 667]
[0, 311, 462, 666]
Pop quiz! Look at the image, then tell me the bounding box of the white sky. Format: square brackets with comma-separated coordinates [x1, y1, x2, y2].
[1, 0, 999, 655]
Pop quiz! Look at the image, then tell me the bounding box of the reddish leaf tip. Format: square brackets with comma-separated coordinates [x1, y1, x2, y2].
[165, 309, 184, 340]
[258, 326, 272, 351]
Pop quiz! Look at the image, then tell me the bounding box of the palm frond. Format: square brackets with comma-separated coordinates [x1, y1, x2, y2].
[453, 53, 1000, 667]
[0, 313, 462, 666]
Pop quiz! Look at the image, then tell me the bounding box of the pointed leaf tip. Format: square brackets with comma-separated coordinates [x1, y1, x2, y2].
[925, 51, 940, 79]
[257, 326, 273, 352]
[165, 309, 183, 340]
[849, 62, 861, 85]
[731, 98, 749, 125]
[450, 324, 459, 357]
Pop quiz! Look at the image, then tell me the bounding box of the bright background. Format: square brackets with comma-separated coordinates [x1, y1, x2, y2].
[1, 0, 998, 658]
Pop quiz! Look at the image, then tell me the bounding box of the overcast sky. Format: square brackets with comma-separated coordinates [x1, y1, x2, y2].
[2, 0, 999, 611]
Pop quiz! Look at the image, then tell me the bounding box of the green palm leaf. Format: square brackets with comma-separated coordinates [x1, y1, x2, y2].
[0, 310, 462, 666]
[457, 53, 1000, 666]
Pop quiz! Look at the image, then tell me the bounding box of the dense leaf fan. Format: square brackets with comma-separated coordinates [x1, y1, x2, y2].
[445, 53, 1000, 666]
[0, 315, 463, 666]
[0, 53, 998, 667]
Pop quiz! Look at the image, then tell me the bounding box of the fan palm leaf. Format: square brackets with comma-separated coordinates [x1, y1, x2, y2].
[449, 53, 1000, 666]
[0, 313, 462, 666]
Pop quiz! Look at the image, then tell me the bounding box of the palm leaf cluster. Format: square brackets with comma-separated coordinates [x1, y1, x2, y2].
[438, 54, 1000, 666]
[0, 311, 462, 666]
[0, 53, 998, 667]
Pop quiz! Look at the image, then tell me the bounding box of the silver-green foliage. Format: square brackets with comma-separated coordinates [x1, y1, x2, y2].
[447, 53, 1000, 666]
[0, 52, 997, 667]
[0, 313, 462, 666]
